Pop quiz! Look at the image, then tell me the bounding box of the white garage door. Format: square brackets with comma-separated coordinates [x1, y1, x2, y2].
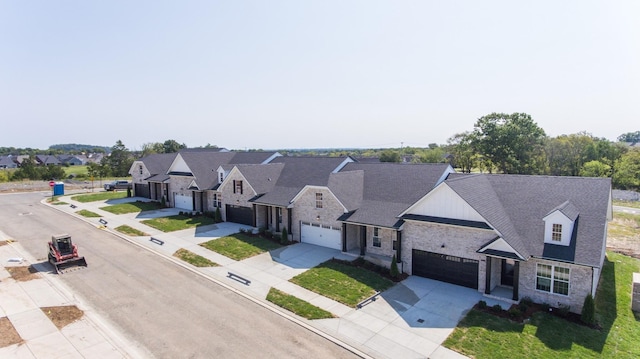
[300, 222, 341, 250]
[174, 194, 193, 210]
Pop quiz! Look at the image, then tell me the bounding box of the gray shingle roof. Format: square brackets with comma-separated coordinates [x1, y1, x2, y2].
[233, 163, 285, 195]
[339, 163, 453, 228]
[252, 156, 352, 206]
[177, 151, 277, 190]
[445, 173, 611, 267]
[139, 153, 178, 182]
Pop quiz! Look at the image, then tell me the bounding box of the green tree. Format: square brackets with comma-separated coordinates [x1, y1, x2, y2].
[581, 294, 595, 325]
[617, 131, 640, 143]
[281, 227, 288, 245]
[613, 149, 640, 190]
[40, 165, 65, 181]
[379, 150, 401, 163]
[447, 132, 476, 173]
[390, 254, 399, 278]
[102, 140, 133, 177]
[471, 113, 547, 174]
[580, 160, 611, 177]
[163, 139, 186, 153]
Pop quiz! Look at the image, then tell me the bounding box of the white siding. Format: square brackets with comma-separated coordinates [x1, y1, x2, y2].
[408, 184, 485, 222]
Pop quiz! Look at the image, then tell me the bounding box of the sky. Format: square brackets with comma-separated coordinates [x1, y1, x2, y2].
[1, 1, 638, 151]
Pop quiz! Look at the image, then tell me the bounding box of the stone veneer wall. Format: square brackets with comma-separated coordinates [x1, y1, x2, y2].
[402, 221, 499, 294]
[291, 188, 345, 242]
[518, 258, 593, 313]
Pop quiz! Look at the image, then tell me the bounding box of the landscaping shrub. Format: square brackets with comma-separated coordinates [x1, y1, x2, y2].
[215, 207, 221, 222]
[390, 254, 399, 278]
[478, 300, 487, 309]
[280, 227, 288, 245]
[161, 197, 166, 208]
[557, 304, 571, 318]
[492, 304, 503, 313]
[521, 296, 533, 306]
[518, 301, 529, 312]
[508, 307, 521, 319]
[581, 294, 595, 325]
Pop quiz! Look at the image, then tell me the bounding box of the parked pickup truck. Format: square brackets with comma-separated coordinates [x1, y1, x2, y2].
[104, 180, 132, 191]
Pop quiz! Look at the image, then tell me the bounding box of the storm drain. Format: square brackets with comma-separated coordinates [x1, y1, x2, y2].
[417, 319, 424, 323]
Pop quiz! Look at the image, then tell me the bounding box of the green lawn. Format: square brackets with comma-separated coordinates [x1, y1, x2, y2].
[266, 288, 334, 320]
[199, 233, 281, 260]
[71, 191, 128, 203]
[64, 165, 88, 177]
[608, 212, 640, 238]
[114, 225, 148, 236]
[142, 215, 216, 232]
[290, 260, 394, 307]
[173, 248, 218, 267]
[444, 252, 640, 358]
[76, 209, 101, 218]
[100, 201, 162, 214]
[613, 200, 640, 210]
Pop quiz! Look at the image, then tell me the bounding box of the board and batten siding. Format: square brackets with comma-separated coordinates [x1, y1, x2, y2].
[407, 183, 486, 222]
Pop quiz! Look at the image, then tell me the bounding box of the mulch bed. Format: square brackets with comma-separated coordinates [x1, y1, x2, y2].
[474, 301, 600, 329]
[41, 306, 84, 329]
[333, 257, 409, 283]
[0, 317, 23, 347]
[6, 266, 40, 282]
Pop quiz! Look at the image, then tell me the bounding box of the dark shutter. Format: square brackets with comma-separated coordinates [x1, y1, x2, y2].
[233, 180, 236, 193]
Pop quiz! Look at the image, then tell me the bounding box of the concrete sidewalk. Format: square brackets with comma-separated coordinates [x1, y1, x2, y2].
[43, 194, 513, 358]
[0, 233, 149, 359]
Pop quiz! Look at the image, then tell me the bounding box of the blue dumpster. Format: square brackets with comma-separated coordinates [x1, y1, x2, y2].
[53, 182, 64, 196]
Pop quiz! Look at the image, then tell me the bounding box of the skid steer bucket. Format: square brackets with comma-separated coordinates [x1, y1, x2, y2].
[52, 256, 88, 274]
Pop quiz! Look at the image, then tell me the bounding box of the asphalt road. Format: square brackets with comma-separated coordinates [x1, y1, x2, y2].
[0, 192, 359, 359]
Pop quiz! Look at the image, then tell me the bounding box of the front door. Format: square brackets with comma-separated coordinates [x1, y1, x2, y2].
[501, 259, 515, 287]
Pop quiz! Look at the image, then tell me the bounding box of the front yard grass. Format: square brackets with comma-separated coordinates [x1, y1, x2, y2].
[76, 209, 101, 218]
[115, 225, 148, 236]
[100, 201, 162, 214]
[199, 232, 282, 260]
[173, 248, 218, 267]
[444, 252, 640, 359]
[142, 215, 216, 232]
[290, 259, 394, 307]
[266, 288, 334, 320]
[71, 191, 127, 203]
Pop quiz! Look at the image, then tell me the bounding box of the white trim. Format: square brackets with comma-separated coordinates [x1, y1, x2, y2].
[332, 157, 356, 173]
[289, 185, 349, 212]
[167, 153, 192, 174]
[262, 152, 283, 164]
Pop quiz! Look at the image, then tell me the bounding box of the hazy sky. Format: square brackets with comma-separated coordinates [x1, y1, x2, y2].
[1, 1, 638, 151]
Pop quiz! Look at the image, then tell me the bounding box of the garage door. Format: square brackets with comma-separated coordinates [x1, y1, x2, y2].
[134, 183, 150, 198]
[412, 250, 479, 289]
[226, 205, 253, 226]
[174, 194, 193, 211]
[300, 222, 341, 250]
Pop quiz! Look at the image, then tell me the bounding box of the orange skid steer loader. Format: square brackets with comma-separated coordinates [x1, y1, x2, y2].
[48, 234, 87, 274]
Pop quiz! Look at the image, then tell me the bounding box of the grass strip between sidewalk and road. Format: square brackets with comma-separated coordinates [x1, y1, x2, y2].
[100, 201, 163, 214]
[444, 252, 640, 359]
[71, 191, 128, 203]
[173, 248, 218, 267]
[142, 215, 216, 232]
[199, 233, 282, 261]
[290, 259, 393, 307]
[266, 288, 334, 320]
[76, 209, 101, 218]
[115, 225, 148, 237]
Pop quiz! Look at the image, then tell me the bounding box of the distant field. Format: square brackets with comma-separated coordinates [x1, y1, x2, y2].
[64, 165, 88, 177]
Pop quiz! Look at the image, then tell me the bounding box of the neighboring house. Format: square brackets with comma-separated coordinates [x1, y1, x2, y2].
[0, 156, 18, 169]
[398, 174, 612, 313]
[57, 155, 86, 166]
[35, 155, 61, 166]
[129, 153, 179, 201]
[161, 150, 280, 212]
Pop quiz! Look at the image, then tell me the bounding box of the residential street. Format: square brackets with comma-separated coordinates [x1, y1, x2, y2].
[0, 191, 359, 358]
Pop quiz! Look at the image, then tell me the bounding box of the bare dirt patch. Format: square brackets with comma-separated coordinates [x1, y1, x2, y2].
[0, 240, 8, 246]
[0, 317, 24, 347]
[607, 214, 640, 259]
[41, 306, 84, 329]
[6, 265, 40, 281]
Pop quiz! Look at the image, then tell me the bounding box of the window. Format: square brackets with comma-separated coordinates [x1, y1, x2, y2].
[219, 172, 224, 183]
[315, 193, 323, 208]
[536, 264, 569, 295]
[393, 240, 397, 251]
[214, 193, 222, 208]
[234, 180, 243, 194]
[373, 227, 381, 247]
[552, 223, 562, 241]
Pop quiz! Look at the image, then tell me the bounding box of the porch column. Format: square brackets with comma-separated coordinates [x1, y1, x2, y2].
[342, 223, 347, 252]
[359, 226, 366, 256]
[396, 231, 402, 262]
[512, 261, 520, 301]
[287, 208, 292, 237]
[485, 256, 492, 295]
[252, 204, 257, 228]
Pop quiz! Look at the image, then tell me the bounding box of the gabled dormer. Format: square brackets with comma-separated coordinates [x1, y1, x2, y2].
[543, 201, 579, 246]
[167, 153, 193, 176]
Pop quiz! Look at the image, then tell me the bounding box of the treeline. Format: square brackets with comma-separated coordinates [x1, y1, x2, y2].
[0, 144, 109, 156]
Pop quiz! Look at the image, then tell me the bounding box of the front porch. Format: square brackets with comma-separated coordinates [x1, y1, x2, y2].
[484, 256, 520, 302]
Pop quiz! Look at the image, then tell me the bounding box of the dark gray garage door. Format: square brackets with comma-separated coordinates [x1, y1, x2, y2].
[412, 250, 479, 289]
[226, 205, 253, 226]
[134, 183, 150, 198]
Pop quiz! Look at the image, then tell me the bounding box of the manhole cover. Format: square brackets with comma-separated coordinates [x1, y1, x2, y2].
[417, 318, 425, 323]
